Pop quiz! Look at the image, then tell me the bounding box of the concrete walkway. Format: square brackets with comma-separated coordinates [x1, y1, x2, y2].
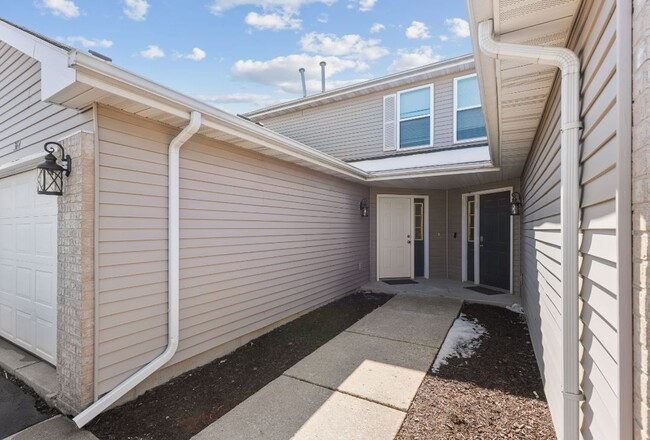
[192, 294, 462, 440]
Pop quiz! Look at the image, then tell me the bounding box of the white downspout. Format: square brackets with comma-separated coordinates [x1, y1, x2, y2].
[477, 20, 582, 440]
[73, 111, 202, 428]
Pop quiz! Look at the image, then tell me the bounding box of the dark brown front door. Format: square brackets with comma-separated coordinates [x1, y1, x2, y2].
[479, 191, 510, 290]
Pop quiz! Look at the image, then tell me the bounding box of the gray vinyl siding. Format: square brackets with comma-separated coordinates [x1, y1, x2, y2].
[95, 105, 370, 395]
[368, 188, 447, 280]
[520, 0, 626, 437]
[447, 179, 521, 295]
[0, 42, 93, 167]
[259, 71, 480, 162]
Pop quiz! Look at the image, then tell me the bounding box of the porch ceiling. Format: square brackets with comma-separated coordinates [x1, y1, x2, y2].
[466, 0, 581, 179]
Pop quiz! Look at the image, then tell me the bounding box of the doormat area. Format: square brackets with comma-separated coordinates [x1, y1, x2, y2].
[465, 285, 504, 295]
[382, 279, 419, 285]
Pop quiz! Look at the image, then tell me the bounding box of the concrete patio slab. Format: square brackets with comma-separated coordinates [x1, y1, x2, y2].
[192, 375, 404, 440]
[361, 278, 518, 307]
[285, 331, 434, 410]
[0, 339, 39, 375]
[7, 416, 98, 440]
[12, 362, 58, 403]
[346, 296, 461, 348]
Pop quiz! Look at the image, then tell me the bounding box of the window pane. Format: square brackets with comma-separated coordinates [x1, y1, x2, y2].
[457, 76, 481, 109]
[400, 117, 430, 147]
[400, 88, 430, 119]
[457, 108, 486, 141]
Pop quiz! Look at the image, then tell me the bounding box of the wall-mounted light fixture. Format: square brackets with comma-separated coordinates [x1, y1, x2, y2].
[359, 198, 369, 217]
[510, 191, 522, 216]
[36, 142, 71, 196]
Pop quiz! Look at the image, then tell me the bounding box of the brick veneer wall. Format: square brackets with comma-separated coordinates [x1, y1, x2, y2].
[56, 130, 95, 414]
[633, 0, 650, 437]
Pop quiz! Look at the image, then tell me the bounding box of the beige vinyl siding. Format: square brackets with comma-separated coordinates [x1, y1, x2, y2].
[520, 0, 628, 437]
[447, 179, 521, 295]
[96, 105, 370, 395]
[260, 71, 479, 162]
[0, 42, 93, 167]
[368, 188, 447, 280]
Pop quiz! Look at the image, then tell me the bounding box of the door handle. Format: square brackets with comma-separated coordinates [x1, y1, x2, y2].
[407, 240, 411, 244]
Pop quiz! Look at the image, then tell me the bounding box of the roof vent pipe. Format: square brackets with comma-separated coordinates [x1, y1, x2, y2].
[320, 61, 326, 93]
[299, 67, 307, 98]
[477, 19, 582, 440]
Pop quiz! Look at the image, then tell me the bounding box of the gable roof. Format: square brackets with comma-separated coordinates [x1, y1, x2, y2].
[0, 18, 504, 189]
[244, 54, 475, 120]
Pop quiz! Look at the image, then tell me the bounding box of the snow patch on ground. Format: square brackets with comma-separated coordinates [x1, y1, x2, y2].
[432, 313, 487, 374]
[507, 303, 525, 314]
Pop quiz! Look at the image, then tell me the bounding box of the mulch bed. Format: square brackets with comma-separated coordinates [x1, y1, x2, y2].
[397, 303, 556, 440]
[87, 292, 392, 440]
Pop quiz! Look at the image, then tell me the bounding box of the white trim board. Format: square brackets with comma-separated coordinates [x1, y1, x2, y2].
[349, 146, 490, 173]
[376, 194, 430, 281]
[461, 186, 514, 293]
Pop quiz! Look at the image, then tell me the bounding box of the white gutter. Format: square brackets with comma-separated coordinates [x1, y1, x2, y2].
[478, 20, 582, 440]
[73, 111, 202, 428]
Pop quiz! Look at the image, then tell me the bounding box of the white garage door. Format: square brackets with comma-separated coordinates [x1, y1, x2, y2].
[0, 170, 57, 365]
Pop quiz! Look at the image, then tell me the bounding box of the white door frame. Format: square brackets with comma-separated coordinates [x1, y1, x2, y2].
[461, 187, 514, 293]
[376, 194, 429, 280]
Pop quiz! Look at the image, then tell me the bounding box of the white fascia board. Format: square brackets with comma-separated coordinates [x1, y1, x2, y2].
[68, 51, 499, 185]
[0, 20, 76, 101]
[350, 146, 490, 172]
[69, 52, 370, 181]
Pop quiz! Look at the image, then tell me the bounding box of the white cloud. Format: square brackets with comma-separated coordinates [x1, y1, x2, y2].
[346, 0, 375, 10]
[231, 54, 368, 94]
[123, 0, 150, 21]
[174, 47, 207, 61]
[63, 36, 113, 48]
[387, 46, 442, 73]
[439, 34, 449, 42]
[209, 0, 335, 15]
[370, 23, 385, 33]
[140, 45, 165, 59]
[405, 21, 431, 40]
[445, 17, 470, 38]
[245, 11, 302, 30]
[317, 13, 328, 23]
[41, 0, 80, 18]
[300, 32, 389, 61]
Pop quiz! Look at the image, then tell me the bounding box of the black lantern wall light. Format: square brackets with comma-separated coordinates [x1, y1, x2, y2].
[359, 198, 369, 217]
[37, 142, 71, 196]
[510, 191, 522, 216]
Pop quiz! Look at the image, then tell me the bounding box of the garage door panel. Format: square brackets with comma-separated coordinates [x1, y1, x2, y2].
[0, 304, 13, 335]
[0, 170, 57, 365]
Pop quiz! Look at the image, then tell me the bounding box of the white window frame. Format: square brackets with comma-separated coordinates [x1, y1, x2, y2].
[396, 84, 434, 150]
[453, 73, 487, 144]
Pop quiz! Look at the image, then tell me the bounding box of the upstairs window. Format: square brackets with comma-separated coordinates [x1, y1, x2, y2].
[398, 85, 433, 149]
[454, 74, 487, 143]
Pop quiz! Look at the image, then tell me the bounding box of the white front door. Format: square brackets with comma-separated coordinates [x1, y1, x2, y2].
[378, 196, 412, 279]
[0, 170, 58, 365]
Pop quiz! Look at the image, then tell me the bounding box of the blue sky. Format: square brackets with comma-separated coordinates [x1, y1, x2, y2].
[2, 0, 473, 113]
